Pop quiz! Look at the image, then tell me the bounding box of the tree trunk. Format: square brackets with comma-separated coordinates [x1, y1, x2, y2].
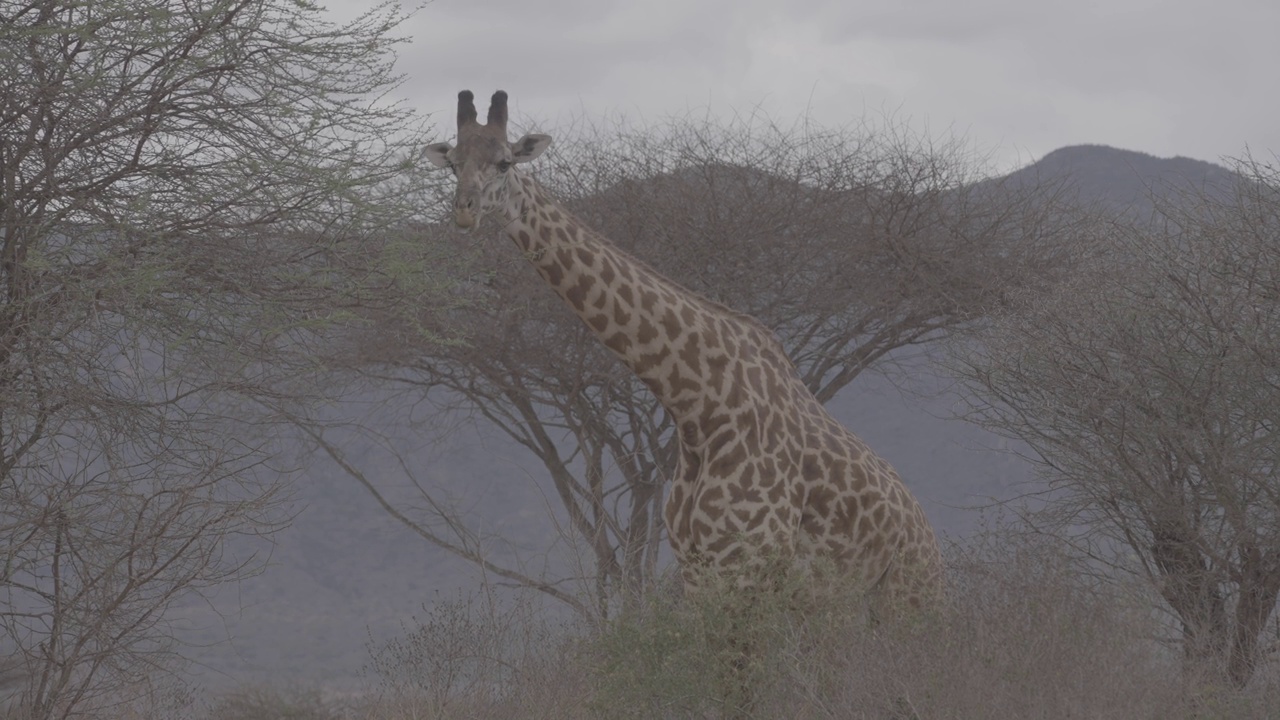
[1226, 546, 1280, 687]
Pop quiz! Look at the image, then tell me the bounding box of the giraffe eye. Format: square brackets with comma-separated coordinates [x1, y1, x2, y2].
[497, 160, 512, 173]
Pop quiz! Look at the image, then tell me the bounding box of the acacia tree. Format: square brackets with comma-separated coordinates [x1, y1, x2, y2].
[0, 1, 429, 716]
[323, 115, 1078, 619]
[955, 156, 1280, 687]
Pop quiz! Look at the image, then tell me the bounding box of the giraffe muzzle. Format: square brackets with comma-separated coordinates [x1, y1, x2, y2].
[453, 208, 478, 230]
[453, 193, 480, 230]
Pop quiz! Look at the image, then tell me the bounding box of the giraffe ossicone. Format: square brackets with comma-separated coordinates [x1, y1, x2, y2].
[425, 90, 943, 610]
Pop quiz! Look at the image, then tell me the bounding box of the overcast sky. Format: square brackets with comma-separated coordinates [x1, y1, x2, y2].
[343, 0, 1278, 171]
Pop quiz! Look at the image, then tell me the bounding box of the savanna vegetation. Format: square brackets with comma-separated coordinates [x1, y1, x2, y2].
[2, 1, 1278, 718]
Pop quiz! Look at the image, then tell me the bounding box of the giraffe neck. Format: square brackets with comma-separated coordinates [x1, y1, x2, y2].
[498, 171, 744, 430]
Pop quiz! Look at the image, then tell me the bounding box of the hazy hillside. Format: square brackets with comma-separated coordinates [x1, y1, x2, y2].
[176, 145, 1235, 691]
[997, 143, 1236, 216]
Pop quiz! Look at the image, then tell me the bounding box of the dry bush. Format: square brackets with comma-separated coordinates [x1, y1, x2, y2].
[952, 155, 1280, 687]
[0, 1, 431, 716]
[203, 685, 345, 720]
[517, 527, 1278, 719]
[358, 592, 589, 720]
[339, 526, 1280, 719]
[799, 533, 1182, 720]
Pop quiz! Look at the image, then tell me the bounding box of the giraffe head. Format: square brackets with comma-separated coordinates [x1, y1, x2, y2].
[424, 90, 552, 229]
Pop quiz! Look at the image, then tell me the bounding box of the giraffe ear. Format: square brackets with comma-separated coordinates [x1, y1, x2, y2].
[510, 134, 552, 164]
[423, 142, 453, 169]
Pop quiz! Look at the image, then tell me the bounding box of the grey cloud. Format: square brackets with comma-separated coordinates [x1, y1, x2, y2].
[340, 0, 1279, 167]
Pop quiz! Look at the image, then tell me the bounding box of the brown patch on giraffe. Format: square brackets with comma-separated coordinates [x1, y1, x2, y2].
[800, 507, 826, 536]
[764, 412, 784, 441]
[833, 494, 859, 535]
[707, 441, 747, 478]
[807, 483, 836, 518]
[554, 226, 569, 243]
[598, 257, 616, 285]
[680, 305, 697, 326]
[667, 482, 685, 509]
[639, 288, 659, 313]
[698, 404, 731, 438]
[704, 427, 735, 461]
[637, 317, 659, 345]
[827, 459, 849, 491]
[693, 519, 716, 544]
[849, 468, 868, 493]
[587, 313, 609, 334]
[636, 348, 670, 376]
[740, 414, 761, 455]
[678, 332, 702, 376]
[668, 397, 698, 415]
[904, 524, 918, 544]
[733, 505, 768, 529]
[727, 471, 760, 503]
[697, 485, 725, 516]
[680, 421, 700, 447]
[784, 417, 802, 440]
[756, 458, 776, 487]
[613, 302, 632, 327]
[708, 355, 731, 397]
[866, 533, 886, 556]
[667, 364, 700, 397]
[872, 503, 887, 528]
[564, 282, 586, 311]
[765, 478, 787, 505]
[825, 537, 850, 557]
[543, 261, 563, 286]
[821, 431, 842, 454]
[707, 534, 737, 555]
[855, 515, 873, 541]
[801, 455, 822, 483]
[764, 367, 784, 402]
[605, 331, 631, 354]
[516, 229, 532, 250]
[639, 375, 665, 398]
[616, 260, 633, 282]
[659, 307, 682, 339]
[616, 284, 634, 307]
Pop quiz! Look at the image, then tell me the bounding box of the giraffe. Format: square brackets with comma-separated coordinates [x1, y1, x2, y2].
[424, 90, 943, 612]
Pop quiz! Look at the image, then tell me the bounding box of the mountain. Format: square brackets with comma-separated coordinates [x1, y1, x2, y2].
[995, 144, 1237, 216]
[176, 145, 1237, 692]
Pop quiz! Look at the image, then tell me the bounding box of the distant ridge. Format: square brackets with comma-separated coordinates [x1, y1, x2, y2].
[997, 144, 1237, 215]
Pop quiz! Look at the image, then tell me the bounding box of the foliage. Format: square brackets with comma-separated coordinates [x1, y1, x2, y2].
[954, 155, 1280, 686]
[0, 0, 434, 716]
